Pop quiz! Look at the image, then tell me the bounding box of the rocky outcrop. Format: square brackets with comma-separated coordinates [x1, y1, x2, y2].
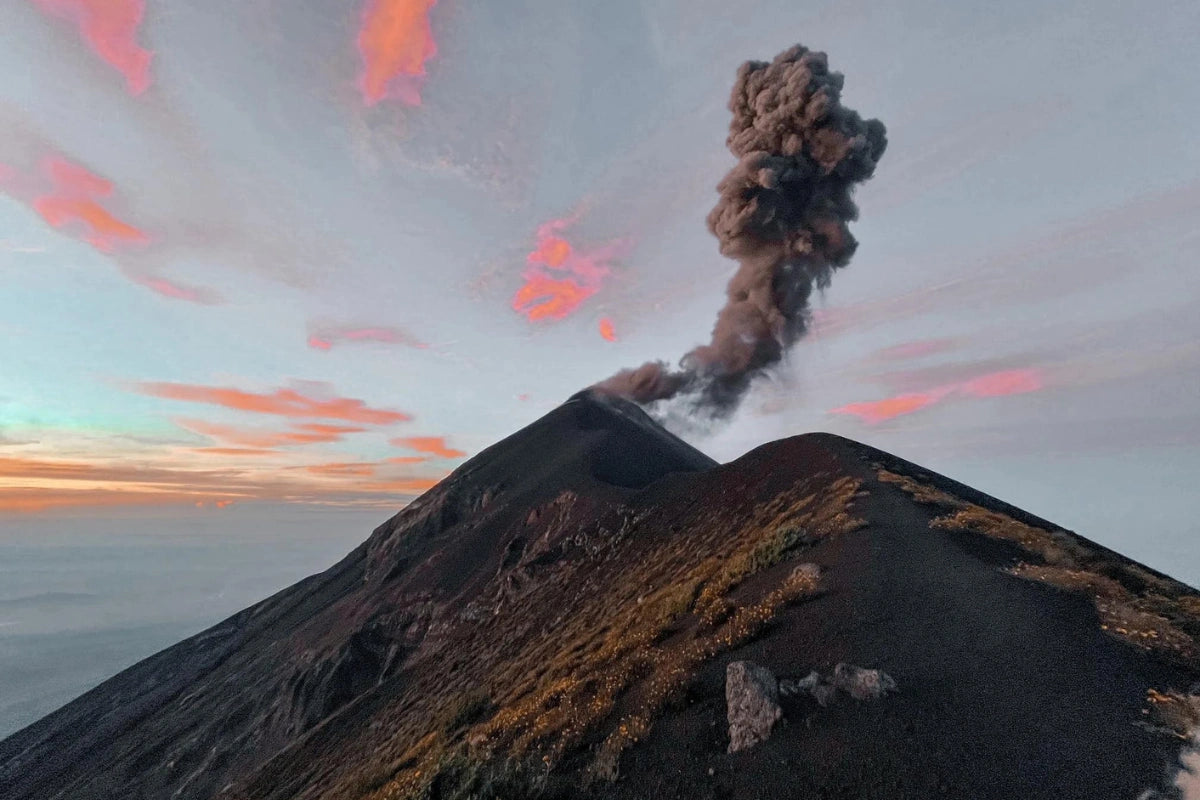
[780, 663, 897, 706]
[726, 661, 783, 753]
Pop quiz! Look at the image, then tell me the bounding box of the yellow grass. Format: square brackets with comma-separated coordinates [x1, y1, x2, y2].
[359, 473, 866, 799]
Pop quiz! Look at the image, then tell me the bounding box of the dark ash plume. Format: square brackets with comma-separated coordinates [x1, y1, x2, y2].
[595, 44, 886, 416]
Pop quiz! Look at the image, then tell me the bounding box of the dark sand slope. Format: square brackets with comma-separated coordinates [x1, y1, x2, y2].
[1, 391, 1198, 800]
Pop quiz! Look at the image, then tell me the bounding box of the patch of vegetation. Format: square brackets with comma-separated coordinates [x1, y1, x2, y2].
[440, 690, 497, 736]
[877, 469, 962, 509]
[355, 471, 866, 799]
[878, 466, 1200, 665]
[930, 505, 1090, 567]
[1145, 689, 1200, 741]
[412, 752, 550, 800]
[1010, 564, 1195, 659]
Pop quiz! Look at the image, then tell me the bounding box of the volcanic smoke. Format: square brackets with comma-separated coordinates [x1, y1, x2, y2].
[596, 44, 886, 417]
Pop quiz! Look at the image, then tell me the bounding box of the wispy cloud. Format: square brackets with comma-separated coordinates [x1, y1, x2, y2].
[303, 461, 379, 477]
[189, 447, 277, 457]
[137, 382, 412, 424]
[0, 451, 444, 513]
[356, 0, 439, 107]
[307, 323, 428, 351]
[30, 0, 153, 95]
[389, 435, 465, 459]
[0, 136, 223, 304]
[125, 271, 222, 304]
[512, 213, 631, 323]
[176, 418, 368, 448]
[831, 368, 1044, 424]
[813, 178, 1200, 341]
[863, 338, 958, 364]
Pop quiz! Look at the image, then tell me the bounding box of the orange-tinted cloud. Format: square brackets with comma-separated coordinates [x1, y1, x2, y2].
[2, 487, 213, 514]
[386, 455, 428, 465]
[126, 273, 221, 304]
[30, 157, 148, 253]
[830, 368, 1044, 424]
[0, 455, 231, 484]
[307, 324, 428, 351]
[531, 236, 571, 268]
[139, 382, 411, 424]
[0, 154, 222, 303]
[190, 447, 278, 457]
[305, 461, 379, 477]
[513, 276, 596, 322]
[959, 369, 1043, 397]
[830, 391, 949, 424]
[32, 0, 152, 94]
[177, 419, 368, 448]
[357, 0, 438, 107]
[0, 451, 441, 513]
[512, 215, 630, 322]
[362, 477, 442, 494]
[389, 435, 465, 459]
[599, 317, 617, 342]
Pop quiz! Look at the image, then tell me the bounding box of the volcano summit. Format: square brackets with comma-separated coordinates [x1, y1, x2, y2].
[1, 391, 1198, 800]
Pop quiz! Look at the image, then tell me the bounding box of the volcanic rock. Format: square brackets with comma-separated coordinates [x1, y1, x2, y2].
[725, 661, 783, 753]
[831, 662, 898, 701]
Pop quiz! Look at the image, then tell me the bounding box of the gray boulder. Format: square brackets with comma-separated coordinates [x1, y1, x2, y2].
[831, 662, 898, 701]
[725, 661, 783, 753]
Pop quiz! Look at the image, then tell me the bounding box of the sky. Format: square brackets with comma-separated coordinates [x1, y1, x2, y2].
[1, 0, 1199, 732]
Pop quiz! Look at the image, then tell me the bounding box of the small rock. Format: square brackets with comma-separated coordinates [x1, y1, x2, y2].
[810, 682, 839, 707]
[725, 661, 782, 753]
[788, 562, 822, 587]
[831, 662, 897, 701]
[779, 670, 837, 706]
[778, 670, 819, 698]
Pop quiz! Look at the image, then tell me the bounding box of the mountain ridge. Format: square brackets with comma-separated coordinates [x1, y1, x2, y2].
[2, 393, 1198, 800]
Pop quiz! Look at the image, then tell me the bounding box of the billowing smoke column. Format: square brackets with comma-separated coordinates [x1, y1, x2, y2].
[596, 44, 886, 417]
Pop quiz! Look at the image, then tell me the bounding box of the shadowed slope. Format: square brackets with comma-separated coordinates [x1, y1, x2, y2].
[0, 391, 715, 800]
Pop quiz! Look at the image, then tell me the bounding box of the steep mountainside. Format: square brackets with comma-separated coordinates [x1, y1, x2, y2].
[2, 391, 1198, 800]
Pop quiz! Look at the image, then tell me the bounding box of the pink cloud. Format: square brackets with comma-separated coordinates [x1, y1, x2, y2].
[138, 382, 412, 424]
[389, 435, 465, 459]
[126, 273, 222, 304]
[831, 368, 1044, 425]
[31, 0, 153, 95]
[307, 324, 428, 351]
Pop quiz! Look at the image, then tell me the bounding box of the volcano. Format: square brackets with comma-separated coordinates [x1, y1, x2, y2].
[2, 391, 1198, 800]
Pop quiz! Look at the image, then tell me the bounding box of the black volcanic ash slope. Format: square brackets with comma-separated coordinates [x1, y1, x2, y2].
[2, 392, 1199, 800]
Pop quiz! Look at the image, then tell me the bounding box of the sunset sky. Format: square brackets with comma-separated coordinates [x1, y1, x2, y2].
[1, 0, 1199, 580]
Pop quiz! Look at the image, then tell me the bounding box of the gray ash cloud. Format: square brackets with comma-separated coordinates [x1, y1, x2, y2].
[596, 44, 886, 417]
